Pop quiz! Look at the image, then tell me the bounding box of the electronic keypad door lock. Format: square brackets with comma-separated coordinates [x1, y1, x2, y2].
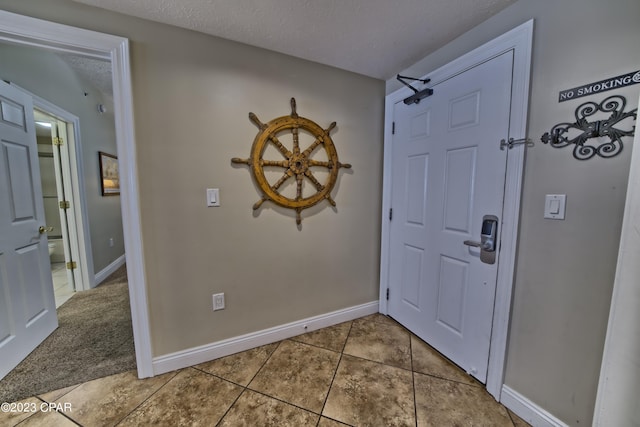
[463, 215, 499, 264]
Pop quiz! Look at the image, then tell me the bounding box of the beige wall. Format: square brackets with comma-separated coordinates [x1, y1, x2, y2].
[0, 43, 124, 275]
[0, 0, 384, 355]
[389, 0, 640, 425]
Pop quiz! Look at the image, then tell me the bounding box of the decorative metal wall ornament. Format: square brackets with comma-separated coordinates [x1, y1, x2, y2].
[232, 98, 351, 225]
[541, 95, 637, 160]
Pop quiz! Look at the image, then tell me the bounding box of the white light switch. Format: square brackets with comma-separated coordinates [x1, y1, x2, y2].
[206, 188, 220, 207]
[544, 194, 566, 219]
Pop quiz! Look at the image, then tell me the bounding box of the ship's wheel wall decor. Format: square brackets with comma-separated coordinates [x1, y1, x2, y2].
[232, 98, 351, 225]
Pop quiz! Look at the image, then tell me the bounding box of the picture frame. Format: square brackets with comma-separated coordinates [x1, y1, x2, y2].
[99, 151, 120, 196]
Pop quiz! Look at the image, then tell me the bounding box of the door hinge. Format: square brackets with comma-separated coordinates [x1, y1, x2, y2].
[59, 200, 70, 209]
[392, 121, 395, 135]
[53, 137, 64, 146]
[386, 288, 390, 300]
[66, 261, 77, 270]
[389, 208, 393, 221]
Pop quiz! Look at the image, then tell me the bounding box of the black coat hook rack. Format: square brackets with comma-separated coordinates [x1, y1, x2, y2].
[541, 95, 637, 160]
[397, 74, 434, 105]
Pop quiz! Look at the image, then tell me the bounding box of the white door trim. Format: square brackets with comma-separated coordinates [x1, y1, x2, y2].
[0, 10, 154, 377]
[593, 93, 640, 426]
[379, 20, 533, 399]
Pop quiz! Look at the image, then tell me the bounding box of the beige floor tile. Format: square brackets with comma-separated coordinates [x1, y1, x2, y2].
[38, 384, 80, 403]
[8, 409, 77, 427]
[360, 313, 402, 327]
[218, 389, 319, 426]
[291, 321, 352, 352]
[414, 371, 513, 426]
[9, 314, 529, 427]
[57, 369, 176, 427]
[343, 317, 411, 370]
[119, 368, 242, 426]
[318, 416, 353, 426]
[0, 397, 42, 426]
[323, 354, 415, 426]
[195, 342, 279, 386]
[411, 335, 478, 385]
[248, 340, 340, 413]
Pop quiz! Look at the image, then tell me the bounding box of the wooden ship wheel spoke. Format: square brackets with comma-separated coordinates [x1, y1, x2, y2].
[232, 98, 351, 225]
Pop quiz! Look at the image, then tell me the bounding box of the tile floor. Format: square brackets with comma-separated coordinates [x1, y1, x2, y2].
[52, 262, 74, 308]
[1, 314, 530, 426]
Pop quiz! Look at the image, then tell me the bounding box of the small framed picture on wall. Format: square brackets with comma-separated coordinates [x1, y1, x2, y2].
[99, 151, 120, 196]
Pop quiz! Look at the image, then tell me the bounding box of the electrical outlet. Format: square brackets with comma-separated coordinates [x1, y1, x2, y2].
[212, 293, 225, 311]
[109, 237, 114, 247]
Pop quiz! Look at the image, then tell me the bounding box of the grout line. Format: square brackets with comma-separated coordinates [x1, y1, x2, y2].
[34, 395, 82, 426]
[316, 321, 354, 425]
[111, 369, 181, 426]
[410, 336, 418, 427]
[245, 340, 283, 386]
[243, 388, 323, 417]
[214, 388, 246, 427]
[214, 340, 283, 427]
[191, 367, 247, 390]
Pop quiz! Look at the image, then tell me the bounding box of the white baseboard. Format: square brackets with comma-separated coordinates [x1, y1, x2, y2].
[152, 300, 379, 375]
[501, 385, 569, 427]
[94, 254, 126, 286]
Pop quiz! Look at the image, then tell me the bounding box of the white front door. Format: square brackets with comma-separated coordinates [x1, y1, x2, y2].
[0, 80, 58, 380]
[387, 51, 513, 383]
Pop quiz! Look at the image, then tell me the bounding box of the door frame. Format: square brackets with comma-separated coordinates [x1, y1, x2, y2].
[593, 93, 640, 425]
[0, 10, 154, 377]
[379, 20, 533, 400]
[19, 87, 95, 292]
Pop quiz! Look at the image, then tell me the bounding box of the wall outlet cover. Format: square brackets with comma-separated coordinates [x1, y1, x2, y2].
[212, 293, 225, 311]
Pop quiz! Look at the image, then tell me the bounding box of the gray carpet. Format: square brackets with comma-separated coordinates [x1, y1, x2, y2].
[0, 265, 136, 403]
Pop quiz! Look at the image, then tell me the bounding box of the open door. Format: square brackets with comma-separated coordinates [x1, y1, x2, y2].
[0, 80, 58, 380]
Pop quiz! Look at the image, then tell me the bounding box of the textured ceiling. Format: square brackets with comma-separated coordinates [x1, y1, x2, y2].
[70, 0, 515, 80]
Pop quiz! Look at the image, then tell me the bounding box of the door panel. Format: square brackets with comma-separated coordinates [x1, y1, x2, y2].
[0, 80, 57, 380]
[4, 141, 37, 221]
[388, 52, 513, 383]
[400, 244, 423, 308]
[436, 255, 468, 335]
[405, 154, 428, 225]
[443, 147, 476, 233]
[17, 243, 49, 324]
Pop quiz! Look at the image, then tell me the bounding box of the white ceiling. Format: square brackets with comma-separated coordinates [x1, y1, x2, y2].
[71, 0, 515, 80]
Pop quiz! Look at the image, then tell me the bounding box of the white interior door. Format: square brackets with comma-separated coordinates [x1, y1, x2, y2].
[387, 51, 513, 383]
[50, 118, 78, 291]
[0, 80, 58, 380]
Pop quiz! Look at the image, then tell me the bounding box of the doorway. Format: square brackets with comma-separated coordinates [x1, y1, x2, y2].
[35, 109, 76, 307]
[379, 20, 533, 399]
[387, 51, 514, 384]
[0, 9, 153, 378]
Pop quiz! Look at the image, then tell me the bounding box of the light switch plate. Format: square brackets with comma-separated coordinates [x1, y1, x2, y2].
[206, 188, 220, 207]
[544, 194, 566, 219]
